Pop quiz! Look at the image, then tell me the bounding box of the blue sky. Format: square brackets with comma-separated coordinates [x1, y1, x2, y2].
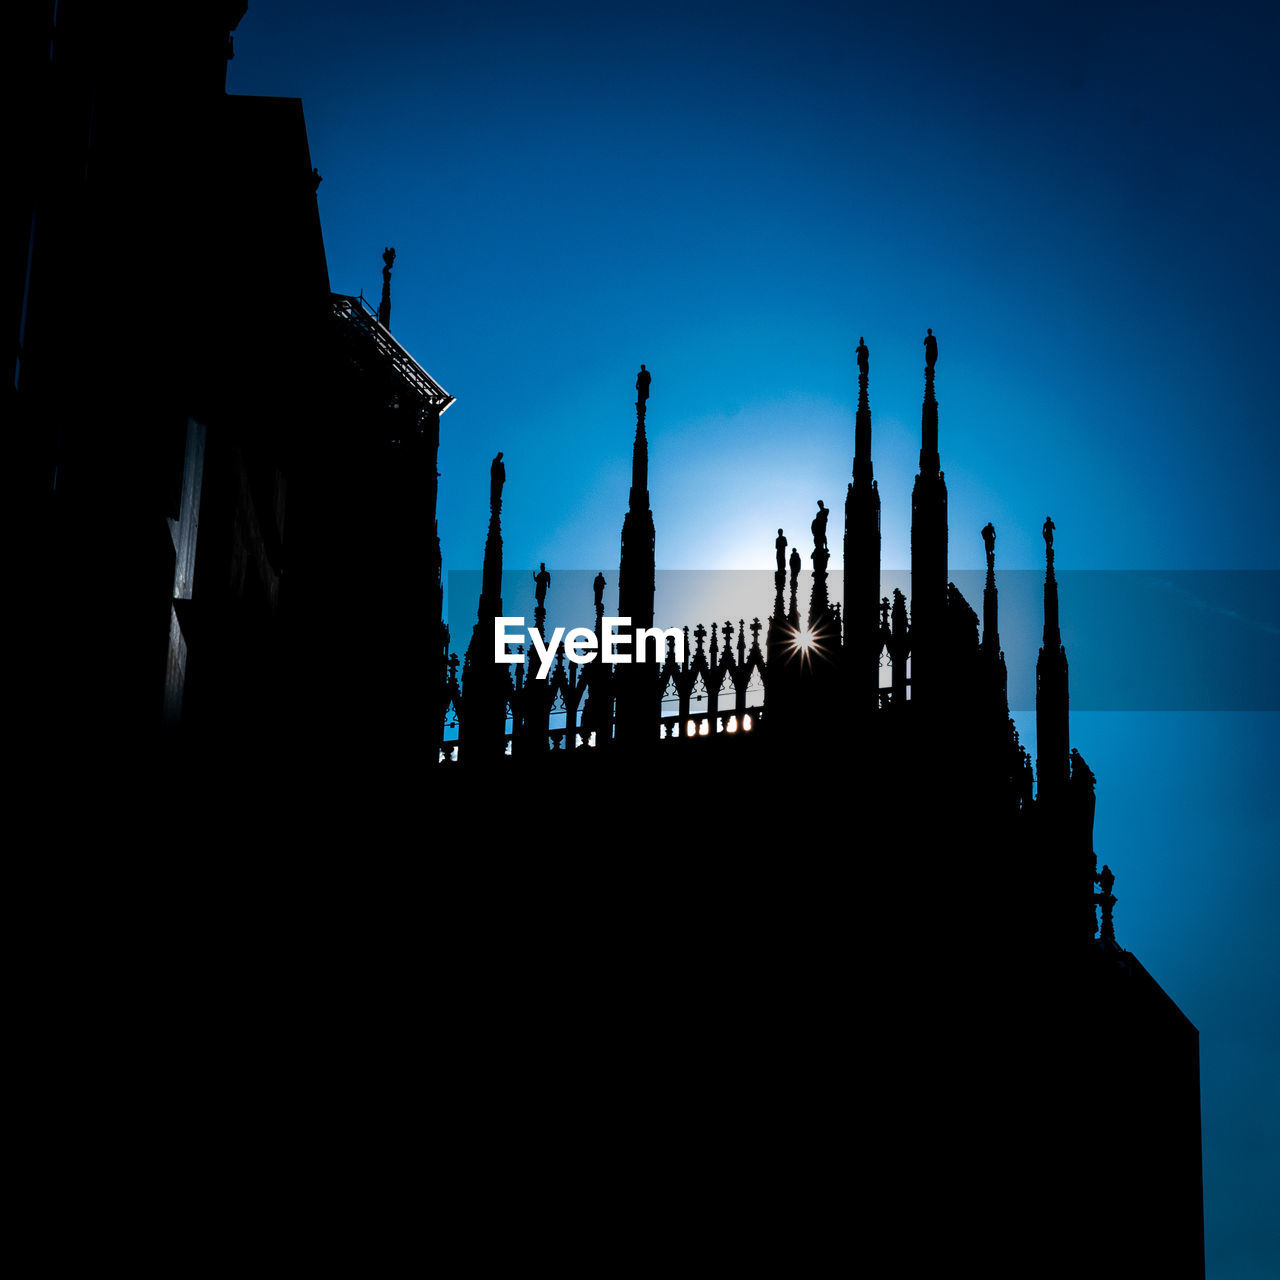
[229, 3, 1277, 1271]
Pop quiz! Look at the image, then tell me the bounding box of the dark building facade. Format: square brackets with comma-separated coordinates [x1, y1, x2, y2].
[14, 7, 1203, 1275]
[14, 3, 452, 771]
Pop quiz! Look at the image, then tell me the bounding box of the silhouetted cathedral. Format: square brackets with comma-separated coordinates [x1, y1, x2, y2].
[14, 7, 1203, 1275]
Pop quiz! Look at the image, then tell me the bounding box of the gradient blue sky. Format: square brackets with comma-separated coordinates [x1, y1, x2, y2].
[228, 3, 1277, 1272]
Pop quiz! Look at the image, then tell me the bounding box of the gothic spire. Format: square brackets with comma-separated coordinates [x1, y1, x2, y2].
[909, 327, 948, 705]
[460, 450, 508, 765]
[920, 326, 940, 475]
[853, 335, 873, 486]
[981, 522, 999, 656]
[616, 365, 657, 745]
[809, 499, 832, 626]
[980, 521, 1009, 717]
[480, 451, 505, 614]
[1036, 515, 1070, 797]
[1042, 515, 1061, 649]
[788, 545, 801, 626]
[631, 364, 650, 505]
[845, 335, 882, 709]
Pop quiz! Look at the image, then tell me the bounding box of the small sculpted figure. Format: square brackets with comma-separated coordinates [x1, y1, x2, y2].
[789, 546, 801, 583]
[533, 562, 551, 607]
[490, 451, 505, 510]
[1043, 515, 1055, 551]
[636, 364, 651, 403]
[982, 522, 996, 562]
[811, 500, 829, 552]
[924, 327, 938, 369]
[378, 247, 396, 326]
[593, 571, 606, 613]
[856, 336, 869, 376]
[775, 528, 788, 574]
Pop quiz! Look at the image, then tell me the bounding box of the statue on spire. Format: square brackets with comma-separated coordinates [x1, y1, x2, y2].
[636, 364, 651, 404]
[923, 327, 938, 369]
[378, 246, 396, 328]
[533, 562, 551, 609]
[811, 500, 829, 553]
[856, 336, 869, 376]
[773, 530, 788, 620]
[982, 522, 996, 570]
[1043, 515, 1055, 554]
[490, 451, 506, 512]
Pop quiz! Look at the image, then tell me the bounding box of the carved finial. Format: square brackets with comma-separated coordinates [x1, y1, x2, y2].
[880, 597, 891, 628]
[378, 246, 396, 328]
[636, 363, 651, 407]
[856, 336, 869, 377]
[889, 589, 909, 706]
[982, 522, 996, 568]
[1043, 515, 1055, 563]
[923, 327, 937, 370]
[891, 588, 908, 632]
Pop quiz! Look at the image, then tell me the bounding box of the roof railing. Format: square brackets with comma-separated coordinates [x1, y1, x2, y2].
[330, 292, 455, 412]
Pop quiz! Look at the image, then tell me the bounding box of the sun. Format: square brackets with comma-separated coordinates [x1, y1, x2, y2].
[785, 624, 826, 669]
